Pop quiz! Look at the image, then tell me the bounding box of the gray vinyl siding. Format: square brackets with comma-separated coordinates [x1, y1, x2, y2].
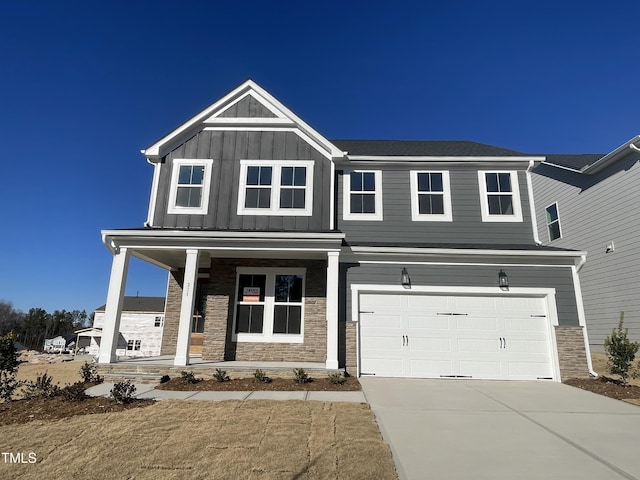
[153, 130, 331, 231]
[531, 150, 640, 348]
[218, 94, 277, 118]
[337, 167, 536, 245]
[340, 263, 579, 327]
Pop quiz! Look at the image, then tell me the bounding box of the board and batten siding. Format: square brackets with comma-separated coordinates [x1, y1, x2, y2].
[532, 152, 640, 348]
[217, 94, 277, 118]
[341, 263, 580, 327]
[336, 167, 535, 245]
[153, 130, 331, 231]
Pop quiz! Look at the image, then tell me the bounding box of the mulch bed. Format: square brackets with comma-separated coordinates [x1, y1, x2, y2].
[0, 396, 155, 426]
[155, 376, 362, 392]
[564, 376, 640, 401]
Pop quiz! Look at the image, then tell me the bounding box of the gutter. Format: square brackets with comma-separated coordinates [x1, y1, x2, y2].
[101, 234, 117, 255]
[525, 160, 543, 245]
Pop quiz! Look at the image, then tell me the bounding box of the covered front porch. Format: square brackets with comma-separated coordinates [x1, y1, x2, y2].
[98, 230, 344, 370]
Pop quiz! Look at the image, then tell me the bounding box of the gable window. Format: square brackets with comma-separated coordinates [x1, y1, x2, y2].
[343, 170, 383, 220]
[238, 160, 314, 216]
[233, 268, 305, 343]
[167, 159, 213, 215]
[545, 202, 562, 241]
[410, 171, 452, 221]
[478, 171, 523, 222]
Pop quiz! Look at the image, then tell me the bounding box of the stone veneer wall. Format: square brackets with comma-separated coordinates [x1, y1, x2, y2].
[201, 258, 328, 363]
[160, 271, 182, 355]
[555, 326, 590, 379]
[344, 321, 357, 375]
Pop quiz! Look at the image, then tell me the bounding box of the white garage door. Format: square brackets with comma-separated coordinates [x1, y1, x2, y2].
[359, 293, 555, 381]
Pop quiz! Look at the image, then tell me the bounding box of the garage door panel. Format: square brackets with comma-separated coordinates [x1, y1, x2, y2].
[359, 292, 555, 381]
[361, 358, 404, 377]
[457, 338, 499, 354]
[459, 360, 502, 376]
[407, 295, 448, 309]
[456, 316, 498, 332]
[407, 315, 449, 331]
[410, 359, 454, 376]
[409, 337, 452, 353]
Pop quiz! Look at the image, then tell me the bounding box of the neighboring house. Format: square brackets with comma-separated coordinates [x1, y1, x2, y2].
[78, 296, 165, 357]
[98, 79, 594, 381]
[43, 335, 75, 353]
[531, 137, 640, 351]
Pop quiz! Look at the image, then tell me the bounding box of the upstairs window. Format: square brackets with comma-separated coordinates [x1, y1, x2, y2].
[410, 171, 453, 221]
[167, 159, 213, 215]
[343, 170, 383, 220]
[478, 171, 523, 222]
[238, 160, 314, 216]
[545, 202, 562, 241]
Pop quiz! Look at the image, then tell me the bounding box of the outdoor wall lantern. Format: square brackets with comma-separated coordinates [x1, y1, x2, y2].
[498, 269, 509, 291]
[401, 268, 411, 289]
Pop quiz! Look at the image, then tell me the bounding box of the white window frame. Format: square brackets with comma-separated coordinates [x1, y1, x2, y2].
[343, 170, 383, 221]
[410, 170, 453, 221]
[237, 160, 314, 216]
[167, 159, 214, 215]
[545, 202, 562, 241]
[478, 170, 523, 222]
[232, 267, 306, 344]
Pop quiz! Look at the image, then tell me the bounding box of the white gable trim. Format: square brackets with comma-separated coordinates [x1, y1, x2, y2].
[143, 80, 345, 161]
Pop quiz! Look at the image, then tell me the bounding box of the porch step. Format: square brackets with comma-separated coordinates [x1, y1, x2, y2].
[102, 372, 165, 384]
[97, 364, 344, 383]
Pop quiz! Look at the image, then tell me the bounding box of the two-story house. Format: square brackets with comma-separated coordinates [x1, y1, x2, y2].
[98, 80, 593, 381]
[532, 137, 640, 351]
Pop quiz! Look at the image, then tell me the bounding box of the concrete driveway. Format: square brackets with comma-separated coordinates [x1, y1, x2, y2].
[360, 378, 640, 480]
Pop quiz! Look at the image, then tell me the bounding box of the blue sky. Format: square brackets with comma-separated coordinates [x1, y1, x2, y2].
[1, 1, 639, 315]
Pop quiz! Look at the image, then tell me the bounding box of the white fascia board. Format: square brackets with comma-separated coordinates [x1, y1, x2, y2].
[342, 155, 546, 163]
[582, 135, 640, 174]
[143, 80, 344, 161]
[347, 245, 587, 266]
[102, 229, 344, 240]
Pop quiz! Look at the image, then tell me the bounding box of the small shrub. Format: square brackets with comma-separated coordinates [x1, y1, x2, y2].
[60, 382, 88, 402]
[159, 375, 170, 384]
[110, 380, 136, 404]
[22, 372, 60, 399]
[79, 362, 103, 384]
[253, 369, 271, 383]
[293, 368, 309, 384]
[604, 312, 640, 385]
[180, 371, 198, 384]
[328, 372, 346, 385]
[0, 333, 20, 402]
[213, 369, 230, 382]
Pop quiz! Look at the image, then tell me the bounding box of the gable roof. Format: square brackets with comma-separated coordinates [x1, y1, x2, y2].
[541, 154, 604, 171]
[94, 296, 165, 313]
[142, 79, 344, 160]
[332, 140, 525, 157]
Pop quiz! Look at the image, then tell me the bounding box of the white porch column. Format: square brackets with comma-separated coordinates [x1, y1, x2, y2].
[98, 247, 130, 364]
[174, 249, 200, 366]
[325, 251, 340, 369]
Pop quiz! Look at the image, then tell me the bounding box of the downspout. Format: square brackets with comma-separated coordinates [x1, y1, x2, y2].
[571, 257, 598, 378]
[144, 155, 160, 228]
[525, 160, 543, 245]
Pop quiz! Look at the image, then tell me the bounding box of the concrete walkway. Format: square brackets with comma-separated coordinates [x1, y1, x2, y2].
[360, 378, 640, 480]
[86, 382, 367, 403]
